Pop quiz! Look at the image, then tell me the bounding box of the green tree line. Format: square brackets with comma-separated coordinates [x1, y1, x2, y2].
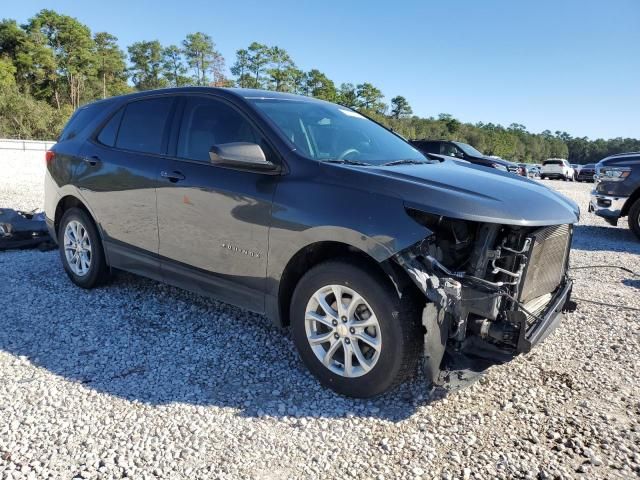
[1, 9, 638, 164]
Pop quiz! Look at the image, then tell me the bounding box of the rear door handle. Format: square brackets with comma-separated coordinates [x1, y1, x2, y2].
[82, 155, 100, 166]
[160, 170, 186, 182]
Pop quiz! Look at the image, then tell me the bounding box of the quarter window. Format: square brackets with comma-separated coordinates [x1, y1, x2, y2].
[97, 108, 124, 147]
[59, 104, 106, 142]
[177, 96, 260, 162]
[115, 97, 174, 155]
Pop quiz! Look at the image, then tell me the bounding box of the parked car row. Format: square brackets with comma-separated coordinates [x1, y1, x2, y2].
[519, 163, 541, 178]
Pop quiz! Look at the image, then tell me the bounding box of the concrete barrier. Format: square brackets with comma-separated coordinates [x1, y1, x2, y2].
[0, 138, 56, 151]
[0, 139, 48, 211]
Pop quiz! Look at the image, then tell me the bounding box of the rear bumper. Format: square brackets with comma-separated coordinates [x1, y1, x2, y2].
[577, 173, 595, 181]
[517, 278, 573, 353]
[589, 191, 628, 224]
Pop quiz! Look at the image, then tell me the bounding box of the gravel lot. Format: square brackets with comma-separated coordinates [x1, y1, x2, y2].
[1, 156, 639, 479]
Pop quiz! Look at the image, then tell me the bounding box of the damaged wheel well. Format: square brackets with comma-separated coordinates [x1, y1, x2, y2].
[277, 241, 423, 327]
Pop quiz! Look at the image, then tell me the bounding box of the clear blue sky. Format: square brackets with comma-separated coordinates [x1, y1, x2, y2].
[6, 0, 640, 139]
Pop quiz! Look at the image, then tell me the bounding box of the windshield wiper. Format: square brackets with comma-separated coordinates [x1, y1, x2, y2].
[381, 159, 434, 166]
[324, 159, 372, 166]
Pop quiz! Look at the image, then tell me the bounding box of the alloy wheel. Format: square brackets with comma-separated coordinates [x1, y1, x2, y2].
[304, 284, 381, 377]
[63, 220, 92, 276]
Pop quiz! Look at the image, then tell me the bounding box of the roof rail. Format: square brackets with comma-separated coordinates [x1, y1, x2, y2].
[609, 151, 640, 157]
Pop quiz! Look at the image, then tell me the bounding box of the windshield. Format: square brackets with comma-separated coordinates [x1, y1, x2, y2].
[583, 164, 595, 169]
[249, 98, 426, 165]
[452, 141, 484, 157]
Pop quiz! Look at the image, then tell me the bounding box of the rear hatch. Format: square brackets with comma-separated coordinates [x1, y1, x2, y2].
[542, 160, 565, 175]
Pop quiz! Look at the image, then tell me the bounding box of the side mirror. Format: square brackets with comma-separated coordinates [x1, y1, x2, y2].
[209, 142, 277, 171]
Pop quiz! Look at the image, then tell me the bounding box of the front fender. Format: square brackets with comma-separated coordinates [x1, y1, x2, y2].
[265, 171, 429, 297]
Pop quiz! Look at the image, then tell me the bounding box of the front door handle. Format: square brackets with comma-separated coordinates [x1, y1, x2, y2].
[160, 170, 186, 182]
[82, 155, 100, 166]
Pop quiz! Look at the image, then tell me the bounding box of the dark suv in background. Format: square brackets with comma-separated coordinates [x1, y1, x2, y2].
[576, 163, 596, 182]
[589, 152, 640, 239]
[410, 140, 524, 175]
[45, 87, 579, 397]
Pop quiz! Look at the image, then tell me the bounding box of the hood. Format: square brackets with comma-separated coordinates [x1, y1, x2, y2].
[331, 160, 580, 227]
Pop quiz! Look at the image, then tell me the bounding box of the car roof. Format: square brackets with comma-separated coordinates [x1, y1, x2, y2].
[607, 151, 640, 159]
[80, 87, 329, 109]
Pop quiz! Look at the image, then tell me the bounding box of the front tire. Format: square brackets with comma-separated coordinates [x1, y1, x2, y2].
[628, 198, 640, 240]
[58, 208, 109, 288]
[290, 260, 422, 397]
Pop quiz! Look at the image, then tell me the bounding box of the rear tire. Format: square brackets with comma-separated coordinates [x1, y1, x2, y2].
[628, 198, 640, 241]
[290, 260, 422, 397]
[58, 208, 109, 288]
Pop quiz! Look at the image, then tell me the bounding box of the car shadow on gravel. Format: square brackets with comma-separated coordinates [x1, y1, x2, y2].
[0, 253, 487, 422]
[572, 224, 640, 254]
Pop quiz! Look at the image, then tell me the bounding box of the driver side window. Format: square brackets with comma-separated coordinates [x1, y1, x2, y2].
[177, 96, 260, 162]
[441, 143, 460, 157]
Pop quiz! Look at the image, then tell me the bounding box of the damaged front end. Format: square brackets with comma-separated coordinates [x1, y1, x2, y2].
[394, 209, 576, 385]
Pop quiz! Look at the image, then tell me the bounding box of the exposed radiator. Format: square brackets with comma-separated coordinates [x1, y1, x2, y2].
[519, 224, 572, 304]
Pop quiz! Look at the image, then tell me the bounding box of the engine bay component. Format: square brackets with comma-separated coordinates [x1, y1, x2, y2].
[394, 213, 574, 385]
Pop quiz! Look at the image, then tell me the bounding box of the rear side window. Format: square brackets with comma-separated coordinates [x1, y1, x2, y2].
[97, 108, 124, 147]
[115, 97, 174, 155]
[177, 96, 260, 162]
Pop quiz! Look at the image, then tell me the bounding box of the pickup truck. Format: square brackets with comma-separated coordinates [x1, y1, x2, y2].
[541, 159, 574, 181]
[589, 152, 640, 239]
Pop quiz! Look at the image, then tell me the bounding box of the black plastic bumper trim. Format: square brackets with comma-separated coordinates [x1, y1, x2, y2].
[518, 278, 573, 353]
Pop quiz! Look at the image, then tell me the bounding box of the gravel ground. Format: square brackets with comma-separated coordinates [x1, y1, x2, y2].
[1, 156, 639, 479]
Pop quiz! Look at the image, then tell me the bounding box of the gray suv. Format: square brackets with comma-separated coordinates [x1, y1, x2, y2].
[45, 88, 579, 397]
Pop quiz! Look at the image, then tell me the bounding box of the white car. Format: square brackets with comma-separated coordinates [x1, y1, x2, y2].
[541, 159, 574, 181]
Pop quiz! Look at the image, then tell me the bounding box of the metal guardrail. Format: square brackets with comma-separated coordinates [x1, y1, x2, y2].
[0, 139, 56, 151]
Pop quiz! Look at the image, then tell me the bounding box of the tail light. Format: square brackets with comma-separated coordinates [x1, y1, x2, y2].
[45, 150, 55, 165]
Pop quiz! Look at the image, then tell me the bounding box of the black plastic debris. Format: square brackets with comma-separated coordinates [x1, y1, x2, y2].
[0, 209, 56, 251]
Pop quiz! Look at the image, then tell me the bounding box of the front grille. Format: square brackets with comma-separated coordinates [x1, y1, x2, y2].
[519, 224, 572, 303]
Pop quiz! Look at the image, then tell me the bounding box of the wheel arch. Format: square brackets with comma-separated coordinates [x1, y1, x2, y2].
[54, 195, 93, 234]
[621, 187, 640, 217]
[273, 240, 421, 328]
[54, 196, 108, 262]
